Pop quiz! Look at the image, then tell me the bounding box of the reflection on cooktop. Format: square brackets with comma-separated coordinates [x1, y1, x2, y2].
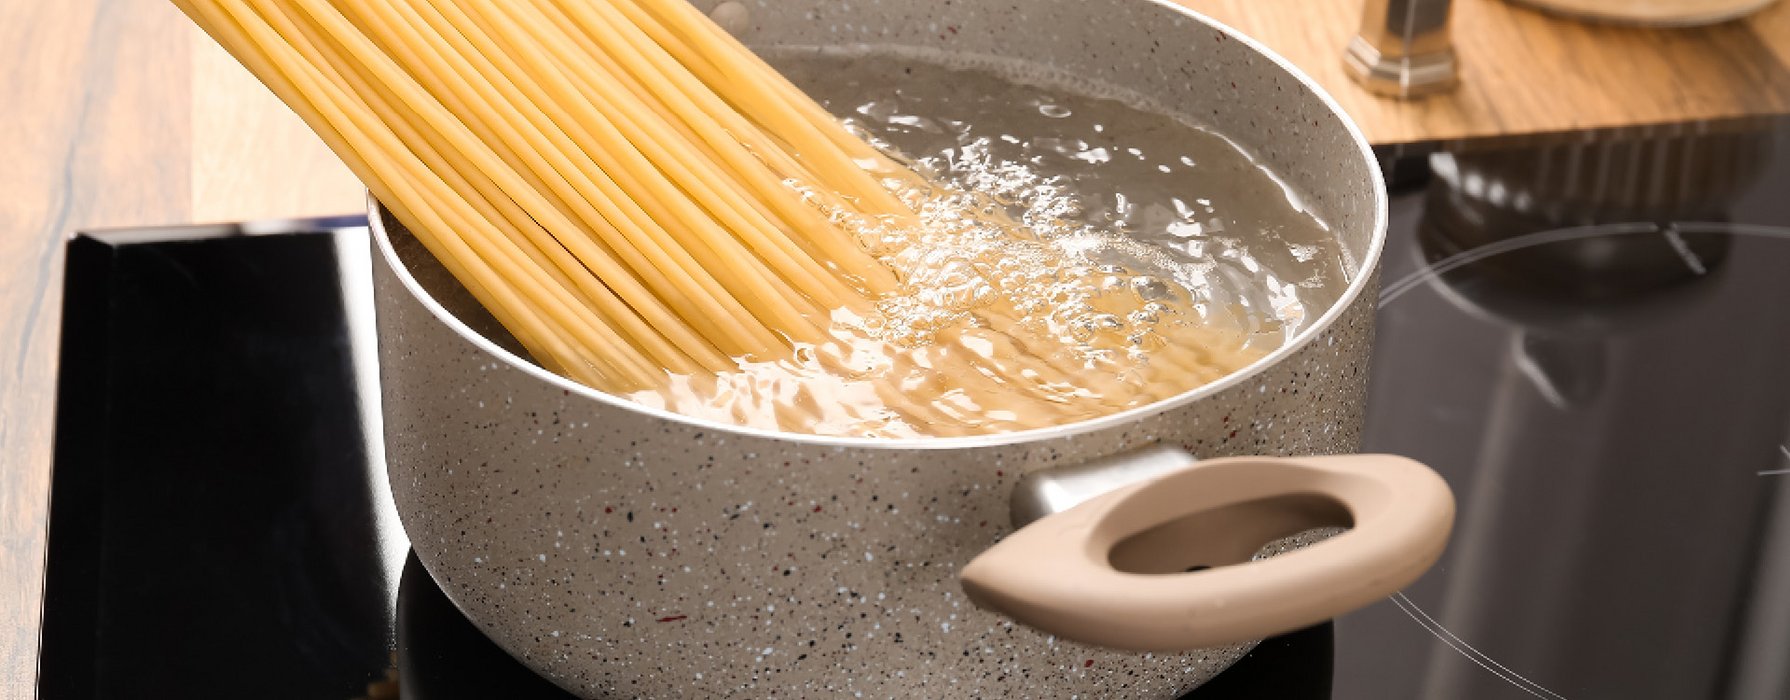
[398, 552, 570, 698]
[1352, 119, 1790, 700]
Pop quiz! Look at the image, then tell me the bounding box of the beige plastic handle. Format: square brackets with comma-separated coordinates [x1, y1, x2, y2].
[960, 452, 1454, 651]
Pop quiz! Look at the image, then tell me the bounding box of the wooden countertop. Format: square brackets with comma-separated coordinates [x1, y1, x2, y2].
[1, 0, 1787, 693]
[1193, 0, 1790, 144]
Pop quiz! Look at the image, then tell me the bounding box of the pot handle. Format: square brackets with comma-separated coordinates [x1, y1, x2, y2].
[960, 450, 1454, 651]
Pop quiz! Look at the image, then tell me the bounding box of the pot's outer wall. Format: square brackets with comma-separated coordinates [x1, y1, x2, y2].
[374, 0, 1385, 697]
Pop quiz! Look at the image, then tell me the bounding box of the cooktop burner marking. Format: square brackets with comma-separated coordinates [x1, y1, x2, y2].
[1761, 446, 1790, 475]
[1390, 593, 1569, 700]
[1377, 222, 1790, 307]
[1659, 225, 1710, 276]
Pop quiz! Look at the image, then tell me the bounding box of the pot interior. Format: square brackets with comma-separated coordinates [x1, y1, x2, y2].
[375, 0, 1386, 441]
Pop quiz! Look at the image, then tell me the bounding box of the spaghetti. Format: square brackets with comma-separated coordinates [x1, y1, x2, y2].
[174, 0, 1262, 437]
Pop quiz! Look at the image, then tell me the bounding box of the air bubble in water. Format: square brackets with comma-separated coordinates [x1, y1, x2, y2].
[1131, 276, 1173, 301]
[1167, 221, 1202, 238]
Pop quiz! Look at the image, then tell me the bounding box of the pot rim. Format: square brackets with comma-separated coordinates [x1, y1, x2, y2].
[368, 0, 1389, 451]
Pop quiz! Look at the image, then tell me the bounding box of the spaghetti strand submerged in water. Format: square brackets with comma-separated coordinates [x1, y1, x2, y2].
[175, 0, 1263, 437]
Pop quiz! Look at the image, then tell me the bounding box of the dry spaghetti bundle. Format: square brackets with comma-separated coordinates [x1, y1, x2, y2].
[175, 0, 1260, 436]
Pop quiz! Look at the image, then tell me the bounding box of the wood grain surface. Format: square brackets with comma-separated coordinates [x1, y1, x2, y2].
[190, 36, 361, 222]
[0, 5, 356, 697]
[2, 4, 189, 698]
[1, 0, 1787, 695]
[1184, 0, 1790, 144]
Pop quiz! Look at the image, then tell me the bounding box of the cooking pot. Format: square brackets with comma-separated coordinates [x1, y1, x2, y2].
[370, 0, 1451, 696]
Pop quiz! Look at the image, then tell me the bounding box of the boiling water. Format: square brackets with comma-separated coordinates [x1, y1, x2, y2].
[628, 48, 1349, 438]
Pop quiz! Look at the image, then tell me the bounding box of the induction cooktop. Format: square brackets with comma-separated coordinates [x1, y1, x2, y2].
[37, 116, 1790, 699]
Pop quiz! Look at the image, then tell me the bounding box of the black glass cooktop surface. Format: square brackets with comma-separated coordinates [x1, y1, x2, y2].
[38, 117, 1790, 699]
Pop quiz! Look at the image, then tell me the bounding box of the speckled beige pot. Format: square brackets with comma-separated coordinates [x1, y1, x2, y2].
[371, 0, 1388, 696]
